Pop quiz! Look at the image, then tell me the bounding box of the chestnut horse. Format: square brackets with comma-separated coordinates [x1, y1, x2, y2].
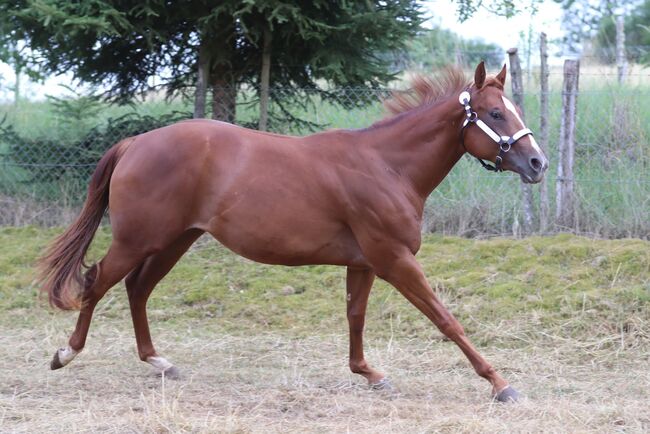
[40, 62, 547, 402]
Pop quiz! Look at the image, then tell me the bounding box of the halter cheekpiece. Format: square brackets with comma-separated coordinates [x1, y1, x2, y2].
[458, 90, 533, 172]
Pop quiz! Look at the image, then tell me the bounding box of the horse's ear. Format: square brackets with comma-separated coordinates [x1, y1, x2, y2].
[496, 64, 507, 86]
[474, 61, 486, 89]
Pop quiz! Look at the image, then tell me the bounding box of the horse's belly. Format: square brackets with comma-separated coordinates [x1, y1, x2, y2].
[204, 211, 365, 267]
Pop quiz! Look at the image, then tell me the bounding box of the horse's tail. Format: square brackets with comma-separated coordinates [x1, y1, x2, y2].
[39, 141, 128, 310]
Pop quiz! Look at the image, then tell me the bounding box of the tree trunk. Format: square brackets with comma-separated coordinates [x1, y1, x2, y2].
[193, 40, 211, 119]
[210, 18, 236, 123]
[14, 63, 21, 105]
[258, 26, 272, 131]
[507, 47, 534, 235]
[211, 60, 236, 123]
[211, 81, 236, 123]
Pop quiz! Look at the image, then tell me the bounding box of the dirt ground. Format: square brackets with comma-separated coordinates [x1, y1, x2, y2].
[1, 314, 648, 434]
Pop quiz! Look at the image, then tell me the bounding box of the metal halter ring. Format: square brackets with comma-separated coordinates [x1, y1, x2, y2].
[499, 142, 511, 152]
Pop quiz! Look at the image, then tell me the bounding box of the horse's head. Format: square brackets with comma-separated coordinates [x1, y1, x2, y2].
[459, 62, 548, 184]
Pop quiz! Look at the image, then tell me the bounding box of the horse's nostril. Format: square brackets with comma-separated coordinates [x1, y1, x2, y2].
[529, 157, 543, 172]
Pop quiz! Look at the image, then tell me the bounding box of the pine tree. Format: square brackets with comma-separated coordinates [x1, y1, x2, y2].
[1, 1, 424, 127]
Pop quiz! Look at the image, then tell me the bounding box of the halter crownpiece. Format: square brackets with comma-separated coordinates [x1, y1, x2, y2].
[459, 91, 534, 172]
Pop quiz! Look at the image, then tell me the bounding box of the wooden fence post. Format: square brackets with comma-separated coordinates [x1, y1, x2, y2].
[507, 47, 534, 235]
[616, 11, 627, 84]
[556, 59, 579, 229]
[539, 33, 550, 233]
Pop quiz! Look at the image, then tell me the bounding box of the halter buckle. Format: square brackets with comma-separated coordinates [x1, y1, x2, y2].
[458, 91, 471, 105]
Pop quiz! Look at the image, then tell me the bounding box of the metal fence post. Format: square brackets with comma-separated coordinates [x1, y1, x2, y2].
[507, 47, 534, 235]
[556, 59, 579, 229]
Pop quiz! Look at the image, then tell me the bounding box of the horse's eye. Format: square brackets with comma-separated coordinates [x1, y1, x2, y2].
[490, 110, 503, 120]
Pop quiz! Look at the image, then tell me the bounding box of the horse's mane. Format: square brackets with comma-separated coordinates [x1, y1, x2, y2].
[383, 66, 469, 116]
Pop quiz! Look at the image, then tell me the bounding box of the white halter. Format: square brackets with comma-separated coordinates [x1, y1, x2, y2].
[458, 91, 534, 172]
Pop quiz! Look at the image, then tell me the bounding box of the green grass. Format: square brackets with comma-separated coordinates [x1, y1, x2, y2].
[1, 227, 648, 347]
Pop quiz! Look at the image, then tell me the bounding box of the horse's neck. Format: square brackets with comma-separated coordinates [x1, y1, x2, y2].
[366, 97, 465, 198]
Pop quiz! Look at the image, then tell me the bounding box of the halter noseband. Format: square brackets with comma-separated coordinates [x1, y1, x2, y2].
[458, 90, 533, 172]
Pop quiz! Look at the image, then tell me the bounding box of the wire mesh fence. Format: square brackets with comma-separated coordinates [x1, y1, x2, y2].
[0, 62, 649, 238]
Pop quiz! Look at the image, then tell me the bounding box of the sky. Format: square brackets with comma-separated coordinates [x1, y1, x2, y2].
[424, 0, 565, 51]
[1, 0, 567, 101]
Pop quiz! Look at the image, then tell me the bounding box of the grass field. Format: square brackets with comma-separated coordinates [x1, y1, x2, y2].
[0, 227, 649, 432]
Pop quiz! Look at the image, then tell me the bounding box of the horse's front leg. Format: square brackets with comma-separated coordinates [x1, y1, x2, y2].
[346, 267, 388, 388]
[376, 251, 519, 402]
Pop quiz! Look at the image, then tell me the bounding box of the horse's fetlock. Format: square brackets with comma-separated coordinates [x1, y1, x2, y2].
[476, 364, 496, 379]
[350, 359, 369, 374]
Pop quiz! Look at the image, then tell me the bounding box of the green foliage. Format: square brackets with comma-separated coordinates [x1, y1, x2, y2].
[0, 0, 428, 131]
[406, 26, 503, 70]
[595, 0, 650, 63]
[44, 85, 104, 140]
[452, 0, 535, 22]
[555, 0, 615, 50]
[556, 0, 645, 52]
[0, 1, 423, 100]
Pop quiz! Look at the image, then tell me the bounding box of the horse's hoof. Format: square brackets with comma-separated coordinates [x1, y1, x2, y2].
[160, 366, 181, 380]
[50, 351, 64, 370]
[494, 386, 521, 403]
[369, 377, 393, 391]
[50, 346, 78, 370]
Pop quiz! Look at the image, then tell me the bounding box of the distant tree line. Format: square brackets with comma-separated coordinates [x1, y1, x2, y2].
[405, 26, 503, 70]
[595, 0, 650, 63]
[557, 0, 650, 62]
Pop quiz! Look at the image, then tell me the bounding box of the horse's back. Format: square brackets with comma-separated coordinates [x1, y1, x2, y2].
[107, 120, 367, 266]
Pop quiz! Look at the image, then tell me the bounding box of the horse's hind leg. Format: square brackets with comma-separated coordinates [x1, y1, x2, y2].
[125, 229, 203, 378]
[346, 267, 388, 388]
[51, 241, 148, 370]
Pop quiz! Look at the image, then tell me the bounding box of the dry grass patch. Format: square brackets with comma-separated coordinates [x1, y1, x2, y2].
[1, 316, 649, 433]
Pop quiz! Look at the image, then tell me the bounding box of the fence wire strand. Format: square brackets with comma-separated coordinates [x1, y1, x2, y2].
[0, 59, 649, 237]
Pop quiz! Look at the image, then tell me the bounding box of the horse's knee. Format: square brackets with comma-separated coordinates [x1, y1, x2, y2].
[347, 311, 365, 327]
